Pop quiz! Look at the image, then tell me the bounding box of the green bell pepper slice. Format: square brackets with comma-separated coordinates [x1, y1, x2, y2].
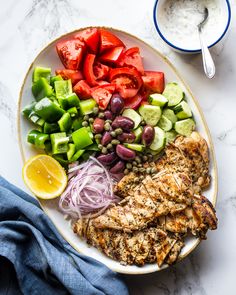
[34, 97, 65, 123]
[67, 143, 76, 160]
[52, 154, 68, 167]
[72, 117, 83, 131]
[43, 122, 59, 134]
[27, 130, 41, 145]
[86, 143, 99, 151]
[81, 150, 94, 161]
[72, 127, 93, 151]
[50, 132, 69, 154]
[35, 133, 50, 149]
[22, 102, 36, 118]
[67, 107, 78, 117]
[44, 141, 52, 155]
[32, 77, 53, 101]
[54, 79, 72, 100]
[79, 99, 96, 115]
[58, 93, 80, 110]
[58, 113, 72, 132]
[33, 67, 51, 83]
[70, 149, 85, 162]
[50, 75, 63, 87]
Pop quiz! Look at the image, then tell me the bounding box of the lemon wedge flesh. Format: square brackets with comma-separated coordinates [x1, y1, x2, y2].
[23, 154, 67, 199]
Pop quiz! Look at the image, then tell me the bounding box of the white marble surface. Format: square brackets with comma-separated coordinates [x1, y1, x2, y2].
[0, 0, 236, 294]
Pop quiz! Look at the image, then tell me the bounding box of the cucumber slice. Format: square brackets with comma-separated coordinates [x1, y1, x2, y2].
[163, 82, 184, 107]
[174, 118, 195, 136]
[79, 99, 97, 115]
[133, 126, 143, 143]
[166, 130, 177, 143]
[162, 108, 177, 123]
[173, 101, 192, 119]
[150, 127, 166, 152]
[138, 105, 162, 126]
[124, 143, 145, 152]
[148, 93, 168, 107]
[157, 115, 173, 131]
[122, 108, 141, 129]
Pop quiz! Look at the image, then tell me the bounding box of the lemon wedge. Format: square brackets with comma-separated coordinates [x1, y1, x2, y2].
[22, 154, 67, 199]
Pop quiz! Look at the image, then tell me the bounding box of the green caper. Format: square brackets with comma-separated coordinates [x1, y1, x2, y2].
[110, 131, 116, 137]
[139, 175, 144, 180]
[101, 147, 108, 154]
[89, 117, 94, 123]
[139, 168, 145, 173]
[132, 161, 137, 166]
[132, 167, 138, 173]
[134, 177, 139, 183]
[83, 115, 89, 121]
[107, 143, 113, 150]
[138, 164, 142, 168]
[105, 119, 112, 124]
[146, 167, 152, 174]
[104, 123, 111, 131]
[142, 155, 148, 161]
[135, 156, 141, 164]
[115, 128, 123, 135]
[124, 169, 129, 175]
[111, 139, 120, 145]
[151, 167, 157, 174]
[82, 121, 88, 127]
[95, 134, 102, 140]
[141, 120, 146, 126]
[98, 144, 103, 150]
[126, 163, 132, 170]
[93, 107, 99, 115]
[98, 112, 104, 118]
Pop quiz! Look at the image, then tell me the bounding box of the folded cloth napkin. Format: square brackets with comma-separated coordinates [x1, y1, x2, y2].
[0, 176, 129, 295]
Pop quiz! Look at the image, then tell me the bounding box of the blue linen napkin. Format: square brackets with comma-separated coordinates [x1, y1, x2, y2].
[0, 176, 129, 295]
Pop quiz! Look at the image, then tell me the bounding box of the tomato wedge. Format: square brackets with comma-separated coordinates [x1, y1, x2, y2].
[109, 67, 143, 99]
[56, 39, 85, 70]
[99, 46, 124, 65]
[124, 93, 143, 110]
[93, 62, 110, 80]
[91, 84, 115, 110]
[55, 69, 83, 85]
[73, 80, 91, 99]
[142, 71, 165, 93]
[119, 47, 144, 74]
[99, 29, 125, 53]
[75, 28, 100, 54]
[83, 54, 99, 86]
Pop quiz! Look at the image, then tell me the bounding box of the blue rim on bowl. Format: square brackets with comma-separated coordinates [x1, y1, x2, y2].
[153, 0, 231, 53]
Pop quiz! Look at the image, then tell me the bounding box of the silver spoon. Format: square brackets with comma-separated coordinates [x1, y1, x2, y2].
[198, 7, 216, 79]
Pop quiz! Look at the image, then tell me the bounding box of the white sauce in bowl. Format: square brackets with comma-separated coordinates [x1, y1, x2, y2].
[156, 0, 229, 51]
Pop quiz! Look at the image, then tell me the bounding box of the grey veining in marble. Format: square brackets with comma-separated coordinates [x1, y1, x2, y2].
[1, 0, 236, 294]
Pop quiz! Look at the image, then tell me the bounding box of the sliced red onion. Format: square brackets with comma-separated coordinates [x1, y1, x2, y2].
[59, 157, 120, 219]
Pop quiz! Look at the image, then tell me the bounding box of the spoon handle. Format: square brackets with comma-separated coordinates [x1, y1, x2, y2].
[198, 30, 216, 79]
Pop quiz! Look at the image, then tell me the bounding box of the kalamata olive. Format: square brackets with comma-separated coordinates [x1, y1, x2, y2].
[101, 132, 112, 146]
[117, 132, 135, 143]
[104, 110, 113, 120]
[110, 161, 125, 174]
[97, 152, 117, 165]
[112, 116, 134, 131]
[116, 144, 136, 160]
[110, 94, 124, 114]
[142, 125, 155, 146]
[93, 118, 105, 134]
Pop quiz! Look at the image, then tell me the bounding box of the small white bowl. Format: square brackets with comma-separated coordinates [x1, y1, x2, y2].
[153, 0, 231, 53]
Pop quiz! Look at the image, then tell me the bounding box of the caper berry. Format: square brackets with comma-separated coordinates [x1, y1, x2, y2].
[101, 147, 108, 154]
[82, 121, 88, 127]
[135, 156, 141, 164]
[89, 118, 94, 123]
[111, 139, 120, 145]
[132, 161, 137, 166]
[98, 144, 103, 150]
[124, 169, 129, 175]
[110, 131, 116, 137]
[115, 128, 123, 135]
[132, 167, 138, 173]
[126, 163, 132, 169]
[93, 107, 99, 115]
[107, 143, 113, 150]
[104, 123, 111, 131]
[83, 115, 89, 121]
[98, 112, 105, 118]
[151, 167, 157, 174]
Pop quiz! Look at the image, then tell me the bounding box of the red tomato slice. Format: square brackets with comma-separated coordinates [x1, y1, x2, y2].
[73, 80, 91, 99]
[91, 84, 115, 110]
[75, 28, 100, 54]
[142, 71, 165, 93]
[119, 47, 144, 74]
[99, 46, 124, 65]
[83, 54, 99, 86]
[56, 39, 85, 70]
[93, 62, 110, 80]
[99, 29, 125, 53]
[109, 67, 143, 99]
[55, 69, 83, 86]
[124, 93, 143, 110]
